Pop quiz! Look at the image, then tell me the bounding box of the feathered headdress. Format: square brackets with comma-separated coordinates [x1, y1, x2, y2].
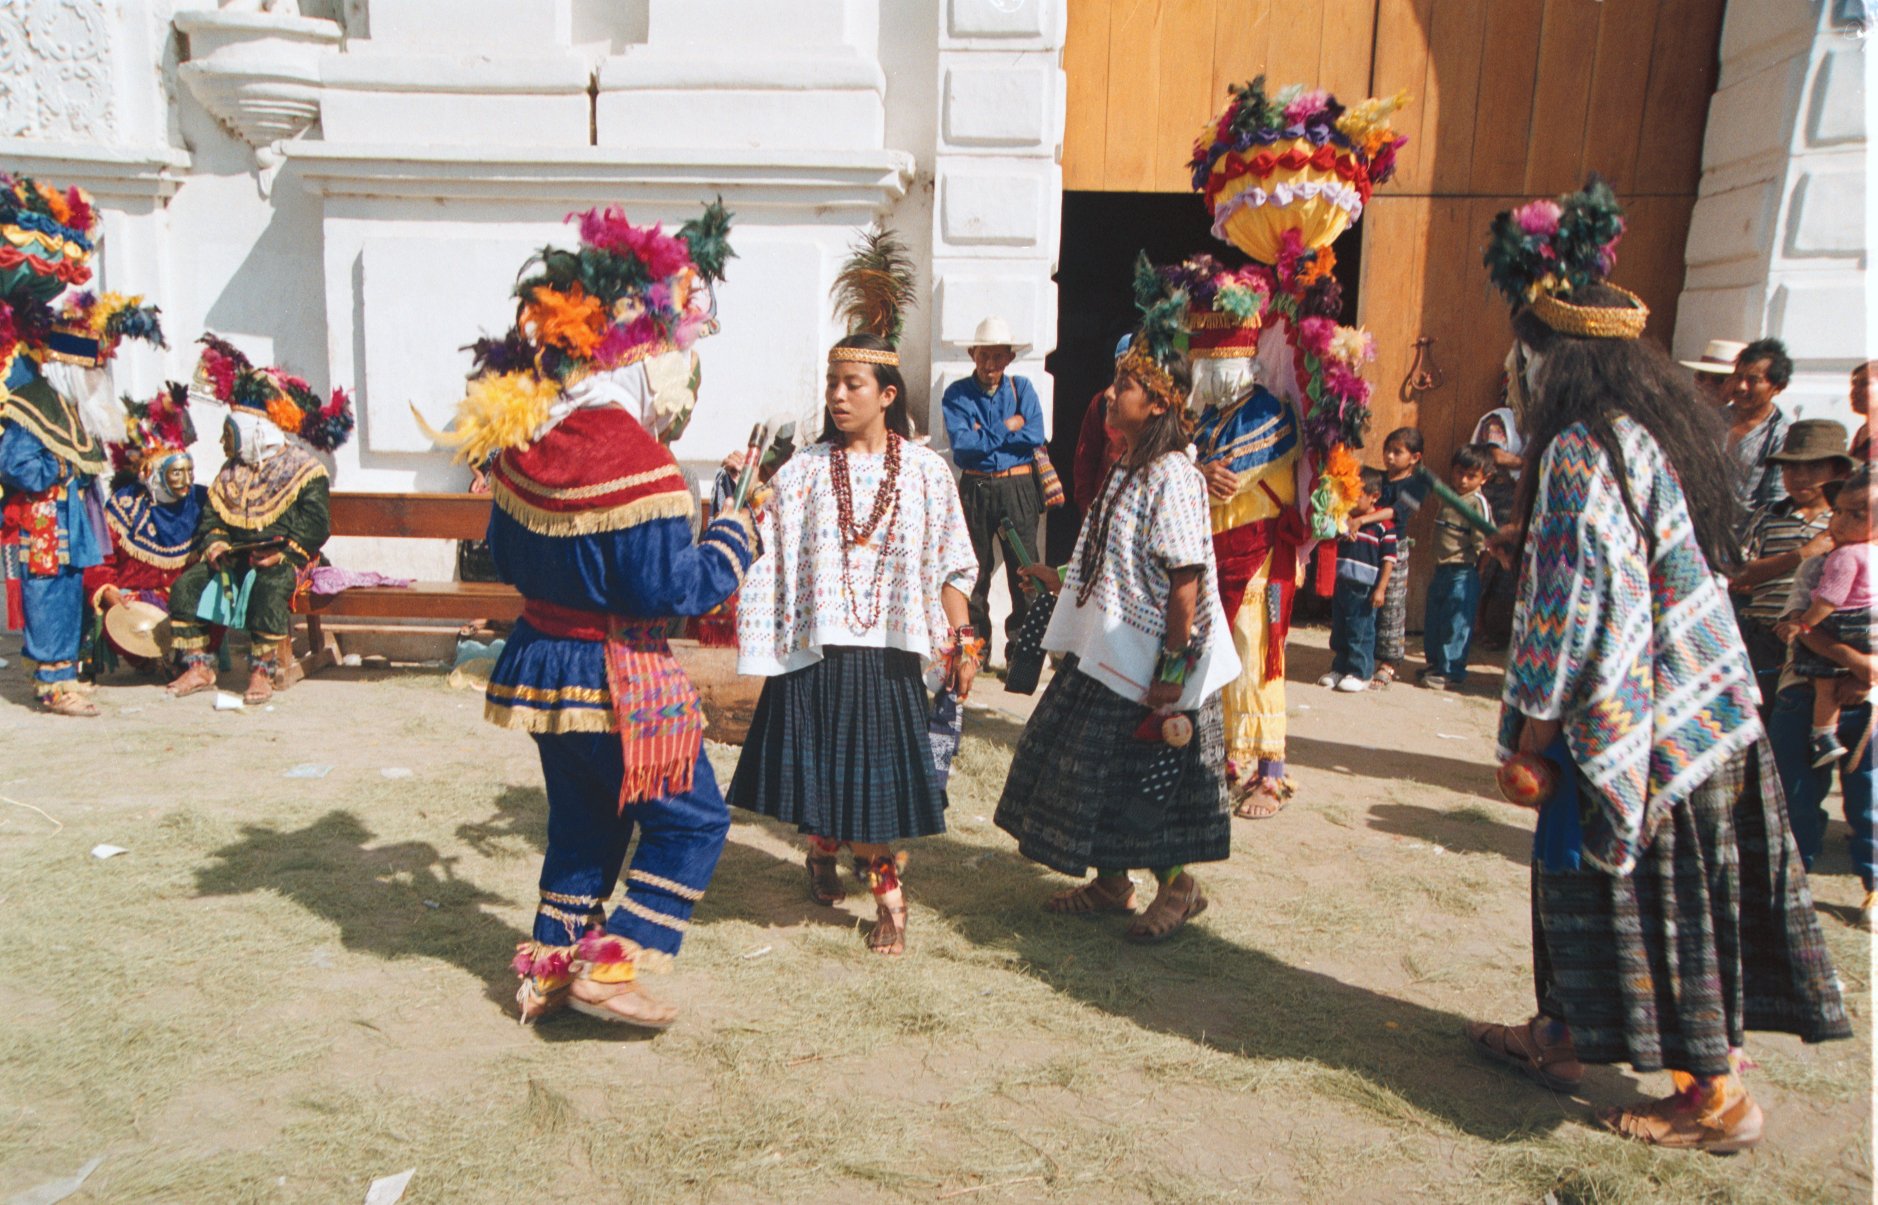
[512, 196, 735, 380]
[110, 381, 197, 478]
[0, 177, 165, 372]
[1484, 176, 1644, 339]
[1153, 253, 1271, 361]
[421, 198, 736, 462]
[828, 225, 916, 367]
[1120, 251, 1193, 413]
[191, 333, 356, 452]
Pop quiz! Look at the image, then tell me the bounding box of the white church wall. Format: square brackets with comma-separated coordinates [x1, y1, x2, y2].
[1677, 1, 1869, 429]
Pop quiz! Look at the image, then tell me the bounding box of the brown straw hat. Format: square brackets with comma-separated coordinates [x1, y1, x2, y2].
[1765, 418, 1854, 473]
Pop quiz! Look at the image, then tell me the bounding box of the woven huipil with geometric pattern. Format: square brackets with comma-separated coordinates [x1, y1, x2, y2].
[1497, 416, 1763, 875]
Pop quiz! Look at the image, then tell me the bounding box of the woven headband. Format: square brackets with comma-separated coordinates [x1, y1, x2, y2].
[1526, 285, 1649, 340]
[828, 346, 900, 368]
[1117, 347, 1188, 410]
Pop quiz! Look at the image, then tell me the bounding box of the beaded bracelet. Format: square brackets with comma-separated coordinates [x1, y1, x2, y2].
[1154, 641, 1200, 687]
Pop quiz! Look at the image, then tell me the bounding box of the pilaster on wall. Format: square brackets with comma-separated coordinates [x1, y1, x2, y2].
[928, 0, 1066, 440]
[1676, 2, 1868, 424]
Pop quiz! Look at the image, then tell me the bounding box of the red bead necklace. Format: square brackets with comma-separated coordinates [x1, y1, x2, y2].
[830, 433, 903, 632]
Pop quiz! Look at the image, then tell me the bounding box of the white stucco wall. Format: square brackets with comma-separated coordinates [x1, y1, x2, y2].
[1676, 0, 1870, 428]
[1, 0, 1066, 578]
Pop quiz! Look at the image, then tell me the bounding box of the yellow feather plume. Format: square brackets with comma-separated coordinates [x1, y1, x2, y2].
[411, 372, 562, 465]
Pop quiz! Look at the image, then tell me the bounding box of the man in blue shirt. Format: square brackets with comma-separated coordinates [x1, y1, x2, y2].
[942, 316, 1045, 661]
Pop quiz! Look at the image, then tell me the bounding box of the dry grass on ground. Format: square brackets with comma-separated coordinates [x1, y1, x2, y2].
[0, 629, 1869, 1202]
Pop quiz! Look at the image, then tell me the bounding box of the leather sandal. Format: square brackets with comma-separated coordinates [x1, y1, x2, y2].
[1464, 1015, 1584, 1092]
[1233, 777, 1292, 820]
[1044, 876, 1138, 915]
[1125, 873, 1207, 943]
[1598, 1089, 1763, 1154]
[39, 688, 100, 718]
[806, 849, 845, 905]
[166, 662, 217, 697]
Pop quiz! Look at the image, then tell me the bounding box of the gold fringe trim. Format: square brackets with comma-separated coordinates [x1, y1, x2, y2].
[208, 462, 327, 531]
[484, 699, 619, 734]
[1187, 311, 1260, 331]
[487, 681, 610, 706]
[0, 398, 106, 475]
[617, 895, 688, 933]
[700, 539, 746, 585]
[500, 461, 685, 502]
[628, 869, 705, 902]
[491, 477, 695, 537]
[1190, 345, 1261, 360]
[541, 889, 602, 907]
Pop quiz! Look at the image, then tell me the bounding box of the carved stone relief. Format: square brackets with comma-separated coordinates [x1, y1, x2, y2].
[0, 0, 116, 141]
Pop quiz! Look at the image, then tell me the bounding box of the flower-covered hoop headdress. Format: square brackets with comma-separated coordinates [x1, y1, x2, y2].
[193, 333, 356, 453]
[828, 225, 916, 367]
[423, 198, 735, 465]
[110, 380, 197, 480]
[0, 176, 165, 372]
[1484, 176, 1646, 341]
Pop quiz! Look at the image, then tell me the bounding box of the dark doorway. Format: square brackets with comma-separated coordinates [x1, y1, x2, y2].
[1045, 190, 1361, 564]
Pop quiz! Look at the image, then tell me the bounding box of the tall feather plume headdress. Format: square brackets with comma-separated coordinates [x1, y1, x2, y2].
[827, 225, 916, 368]
[1483, 175, 1645, 340]
[1119, 250, 1193, 418]
[418, 197, 736, 464]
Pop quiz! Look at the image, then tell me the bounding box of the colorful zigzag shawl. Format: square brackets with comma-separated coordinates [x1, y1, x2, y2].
[1497, 416, 1762, 876]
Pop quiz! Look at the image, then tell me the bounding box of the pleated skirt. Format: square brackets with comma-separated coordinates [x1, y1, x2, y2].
[1532, 740, 1851, 1076]
[727, 644, 947, 843]
[995, 660, 1231, 876]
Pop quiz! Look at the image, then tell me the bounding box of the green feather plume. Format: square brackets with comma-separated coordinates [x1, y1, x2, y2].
[679, 197, 736, 284]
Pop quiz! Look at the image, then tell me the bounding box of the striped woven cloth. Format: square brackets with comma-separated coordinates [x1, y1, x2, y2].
[1498, 416, 1762, 875]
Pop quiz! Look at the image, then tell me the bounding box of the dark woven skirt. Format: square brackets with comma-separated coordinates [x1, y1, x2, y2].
[1531, 740, 1850, 1076]
[1789, 606, 1869, 680]
[727, 645, 946, 843]
[995, 660, 1230, 876]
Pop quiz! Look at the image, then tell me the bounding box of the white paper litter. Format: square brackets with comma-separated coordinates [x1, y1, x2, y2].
[363, 1169, 414, 1205]
[213, 692, 244, 711]
[422, 900, 440, 910]
[283, 764, 333, 779]
[9, 1155, 102, 1205]
[89, 844, 127, 860]
[741, 945, 773, 959]
[380, 767, 414, 780]
[1435, 732, 1469, 740]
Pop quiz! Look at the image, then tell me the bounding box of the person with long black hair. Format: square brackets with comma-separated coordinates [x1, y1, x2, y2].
[1464, 180, 1848, 1152]
[994, 285, 1239, 945]
[729, 235, 978, 957]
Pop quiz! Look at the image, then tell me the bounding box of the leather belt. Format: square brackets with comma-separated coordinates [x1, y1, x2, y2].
[962, 463, 1035, 480]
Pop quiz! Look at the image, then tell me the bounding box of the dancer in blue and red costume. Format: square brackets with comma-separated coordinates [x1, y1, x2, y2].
[425, 198, 747, 1029]
[0, 175, 166, 716]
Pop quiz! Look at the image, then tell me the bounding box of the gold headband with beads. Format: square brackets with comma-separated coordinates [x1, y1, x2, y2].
[828, 346, 900, 368]
[1526, 285, 1649, 341]
[1116, 347, 1184, 407]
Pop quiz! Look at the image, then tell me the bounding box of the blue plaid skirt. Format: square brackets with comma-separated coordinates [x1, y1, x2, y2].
[727, 645, 946, 843]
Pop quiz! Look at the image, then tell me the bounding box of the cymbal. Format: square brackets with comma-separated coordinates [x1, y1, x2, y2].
[104, 599, 171, 660]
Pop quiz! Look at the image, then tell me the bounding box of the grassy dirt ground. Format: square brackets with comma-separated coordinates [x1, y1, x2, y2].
[0, 627, 1869, 1203]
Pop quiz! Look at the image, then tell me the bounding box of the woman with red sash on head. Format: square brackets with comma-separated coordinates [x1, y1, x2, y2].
[425, 200, 752, 1030]
[728, 228, 979, 958]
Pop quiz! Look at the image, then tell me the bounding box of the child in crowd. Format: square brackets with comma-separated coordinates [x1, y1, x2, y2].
[1730, 420, 1851, 710]
[1321, 467, 1396, 692]
[1371, 426, 1429, 686]
[1786, 467, 1875, 766]
[1418, 443, 1493, 690]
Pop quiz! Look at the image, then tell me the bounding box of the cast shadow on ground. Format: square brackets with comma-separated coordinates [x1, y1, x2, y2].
[904, 830, 1648, 1141]
[1286, 733, 1501, 800]
[1366, 801, 1534, 864]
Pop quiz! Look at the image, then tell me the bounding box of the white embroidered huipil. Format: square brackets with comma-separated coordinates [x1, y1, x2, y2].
[1044, 449, 1241, 710]
[737, 439, 977, 676]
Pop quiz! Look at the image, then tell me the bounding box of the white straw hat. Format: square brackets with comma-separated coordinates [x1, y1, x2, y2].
[1679, 338, 1748, 375]
[964, 315, 1031, 354]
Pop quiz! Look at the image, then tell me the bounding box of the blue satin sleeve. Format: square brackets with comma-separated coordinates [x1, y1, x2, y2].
[487, 506, 755, 618]
[0, 422, 61, 493]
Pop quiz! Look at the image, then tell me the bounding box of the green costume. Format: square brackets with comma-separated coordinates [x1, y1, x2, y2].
[168, 440, 329, 669]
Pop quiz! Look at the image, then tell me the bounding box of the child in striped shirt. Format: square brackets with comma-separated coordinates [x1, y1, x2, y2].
[1321, 468, 1397, 693]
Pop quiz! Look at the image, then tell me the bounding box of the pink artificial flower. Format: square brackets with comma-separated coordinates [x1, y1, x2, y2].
[1296, 316, 1337, 359]
[1513, 199, 1562, 237]
[1323, 361, 1367, 403]
[593, 315, 662, 367]
[1283, 90, 1329, 127]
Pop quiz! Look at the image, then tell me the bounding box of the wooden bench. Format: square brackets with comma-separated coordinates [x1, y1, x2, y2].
[295, 492, 519, 670]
